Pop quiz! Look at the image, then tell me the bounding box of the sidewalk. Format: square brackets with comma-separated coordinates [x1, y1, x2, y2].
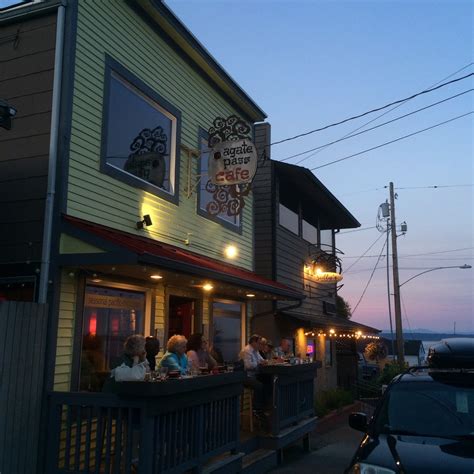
[270, 404, 368, 474]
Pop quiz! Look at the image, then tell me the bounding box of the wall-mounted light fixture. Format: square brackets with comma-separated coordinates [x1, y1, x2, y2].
[0, 99, 17, 130]
[224, 244, 238, 259]
[136, 214, 152, 230]
[246, 293, 255, 298]
[202, 283, 213, 291]
[150, 274, 163, 280]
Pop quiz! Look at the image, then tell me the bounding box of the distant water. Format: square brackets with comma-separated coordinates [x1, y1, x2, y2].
[422, 340, 442, 354]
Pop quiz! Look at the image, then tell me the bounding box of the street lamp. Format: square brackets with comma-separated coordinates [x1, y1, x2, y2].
[399, 264, 472, 287]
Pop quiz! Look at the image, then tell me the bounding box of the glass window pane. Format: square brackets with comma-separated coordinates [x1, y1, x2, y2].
[0, 0, 31, 10]
[212, 301, 242, 363]
[302, 219, 318, 244]
[198, 138, 240, 227]
[105, 73, 176, 194]
[80, 285, 146, 392]
[279, 203, 299, 234]
[320, 229, 333, 251]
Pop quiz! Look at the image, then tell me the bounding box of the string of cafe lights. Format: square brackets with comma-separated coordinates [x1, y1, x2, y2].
[304, 329, 380, 340]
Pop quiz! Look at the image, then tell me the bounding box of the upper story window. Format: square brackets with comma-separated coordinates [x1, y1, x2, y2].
[101, 57, 181, 203]
[320, 229, 334, 252]
[302, 219, 318, 244]
[0, 0, 35, 11]
[197, 134, 241, 230]
[279, 203, 299, 234]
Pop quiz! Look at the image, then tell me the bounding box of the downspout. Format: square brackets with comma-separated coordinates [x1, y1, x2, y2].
[38, 3, 66, 303]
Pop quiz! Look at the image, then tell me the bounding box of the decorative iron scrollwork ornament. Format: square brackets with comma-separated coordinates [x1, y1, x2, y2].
[125, 125, 168, 188]
[206, 115, 254, 217]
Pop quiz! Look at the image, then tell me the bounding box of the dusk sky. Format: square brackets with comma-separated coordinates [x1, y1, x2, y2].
[168, 0, 473, 333]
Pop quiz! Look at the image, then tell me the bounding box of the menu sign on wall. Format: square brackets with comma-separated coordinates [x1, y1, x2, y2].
[85, 293, 142, 310]
[208, 139, 258, 185]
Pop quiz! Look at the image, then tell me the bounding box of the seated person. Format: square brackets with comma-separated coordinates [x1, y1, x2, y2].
[158, 334, 188, 375]
[210, 345, 224, 365]
[103, 334, 149, 391]
[239, 334, 268, 416]
[186, 333, 217, 370]
[258, 337, 274, 360]
[145, 336, 160, 371]
[273, 337, 294, 359]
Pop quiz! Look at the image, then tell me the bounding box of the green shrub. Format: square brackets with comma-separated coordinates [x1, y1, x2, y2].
[377, 361, 407, 385]
[315, 388, 354, 417]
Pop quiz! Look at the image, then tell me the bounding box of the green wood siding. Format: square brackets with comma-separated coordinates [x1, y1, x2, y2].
[54, 270, 77, 391]
[67, 0, 254, 269]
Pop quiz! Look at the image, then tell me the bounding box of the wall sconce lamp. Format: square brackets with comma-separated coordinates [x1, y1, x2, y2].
[0, 99, 17, 130]
[136, 214, 152, 230]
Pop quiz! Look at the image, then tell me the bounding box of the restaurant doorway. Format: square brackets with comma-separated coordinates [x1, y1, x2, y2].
[168, 295, 197, 340]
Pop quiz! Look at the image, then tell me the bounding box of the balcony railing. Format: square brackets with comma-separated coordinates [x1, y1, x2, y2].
[260, 362, 319, 436]
[45, 372, 244, 474]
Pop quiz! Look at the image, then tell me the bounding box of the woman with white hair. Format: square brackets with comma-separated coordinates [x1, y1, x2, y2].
[158, 334, 188, 374]
[103, 334, 149, 391]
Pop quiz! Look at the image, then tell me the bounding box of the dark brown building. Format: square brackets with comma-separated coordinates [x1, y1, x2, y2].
[0, 2, 62, 301]
[252, 123, 380, 392]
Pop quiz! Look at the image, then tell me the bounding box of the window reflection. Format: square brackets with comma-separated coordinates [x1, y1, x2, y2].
[105, 72, 177, 194]
[212, 301, 242, 363]
[79, 285, 145, 392]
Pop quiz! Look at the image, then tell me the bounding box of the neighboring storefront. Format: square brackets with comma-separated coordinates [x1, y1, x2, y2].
[252, 124, 380, 392]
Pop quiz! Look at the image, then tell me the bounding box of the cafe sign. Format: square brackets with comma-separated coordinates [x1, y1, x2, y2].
[208, 138, 257, 185]
[304, 264, 343, 283]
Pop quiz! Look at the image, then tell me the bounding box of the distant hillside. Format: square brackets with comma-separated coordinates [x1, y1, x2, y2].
[379, 332, 474, 341]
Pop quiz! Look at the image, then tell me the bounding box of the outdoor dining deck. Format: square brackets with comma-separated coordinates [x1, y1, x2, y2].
[45, 363, 319, 473]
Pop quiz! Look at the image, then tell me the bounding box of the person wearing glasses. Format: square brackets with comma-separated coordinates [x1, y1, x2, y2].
[186, 333, 217, 370]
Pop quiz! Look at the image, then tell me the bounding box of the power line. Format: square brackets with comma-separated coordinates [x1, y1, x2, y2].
[270, 72, 474, 147]
[289, 62, 474, 164]
[344, 233, 385, 272]
[400, 294, 414, 336]
[339, 183, 472, 197]
[400, 246, 474, 257]
[351, 239, 387, 315]
[278, 88, 473, 163]
[339, 226, 378, 234]
[311, 111, 473, 170]
[391, 184, 474, 190]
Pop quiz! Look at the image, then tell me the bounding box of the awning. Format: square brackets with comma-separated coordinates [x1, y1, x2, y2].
[273, 160, 360, 230]
[278, 311, 380, 334]
[61, 215, 304, 301]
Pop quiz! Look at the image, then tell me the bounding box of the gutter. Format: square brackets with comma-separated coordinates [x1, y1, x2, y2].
[38, 3, 66, 303]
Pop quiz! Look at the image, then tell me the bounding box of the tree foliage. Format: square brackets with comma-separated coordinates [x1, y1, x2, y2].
[336, 295, 352, 319]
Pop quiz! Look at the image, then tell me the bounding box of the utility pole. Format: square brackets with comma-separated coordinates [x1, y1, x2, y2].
[389, 182, 405, 366]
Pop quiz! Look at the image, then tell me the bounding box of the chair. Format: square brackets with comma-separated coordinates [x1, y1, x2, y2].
[240, 387, 254, 432]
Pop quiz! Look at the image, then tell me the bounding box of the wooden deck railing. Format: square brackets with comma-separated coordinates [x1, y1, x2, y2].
[260, 362, 320, 436]
[45, 372, 244, 474]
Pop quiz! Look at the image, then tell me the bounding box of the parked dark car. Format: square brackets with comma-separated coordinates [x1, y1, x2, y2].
[358, 352, 380, 380]
[346, 338, 474, 474]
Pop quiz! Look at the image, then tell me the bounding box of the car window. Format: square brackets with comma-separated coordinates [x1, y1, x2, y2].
[374, 381, 474, 437]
